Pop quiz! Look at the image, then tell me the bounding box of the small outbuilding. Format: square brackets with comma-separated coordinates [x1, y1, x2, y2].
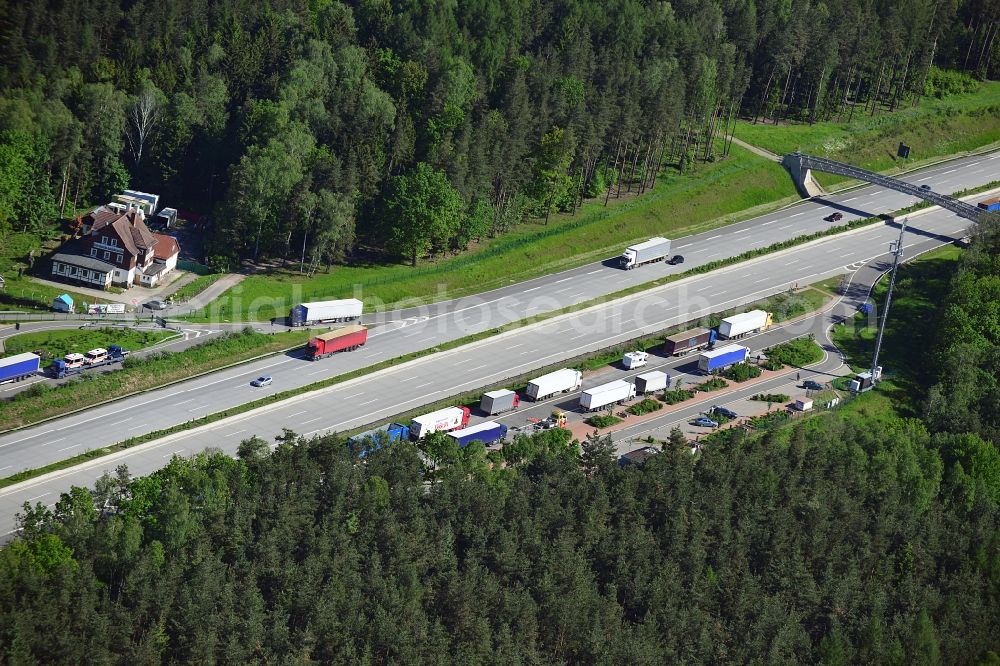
[52, 293, 74, 313]
[795, 398, 814, 412]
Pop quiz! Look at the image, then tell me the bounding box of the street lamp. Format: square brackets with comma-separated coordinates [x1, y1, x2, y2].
[869, 217, 908, 385]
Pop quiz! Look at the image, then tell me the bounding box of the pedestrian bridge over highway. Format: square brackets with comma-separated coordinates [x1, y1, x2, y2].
[782, 152, 984, 223]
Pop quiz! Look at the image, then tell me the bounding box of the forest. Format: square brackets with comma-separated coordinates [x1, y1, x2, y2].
[1, 0, 998, 270]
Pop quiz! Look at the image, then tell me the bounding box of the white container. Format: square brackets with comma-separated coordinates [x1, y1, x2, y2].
[580, 380, 636, 411]
[620, 237, 671, 269]
[526, 368, 582, 400]
[718, 310, 770, 339]
[411, 406, 468, 438]
[635, 370, 668, 394]
[291, 299, 363, 326]
[795, 398, 814, 411]
[623, 351, 648, 369]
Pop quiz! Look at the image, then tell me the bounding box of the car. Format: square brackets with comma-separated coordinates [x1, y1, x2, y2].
[251, 376, 273, 387]
[802, 379, 823, 391]
[824, 212, 844, 222]
[919, 184, 932, 191]
[711, 405, 738, 419]
[143, 299, 167, 310]
[693, 416, 719, 428]
[667, 255, 685, 265]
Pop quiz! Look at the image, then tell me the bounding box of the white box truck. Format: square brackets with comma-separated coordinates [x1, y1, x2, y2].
[622, 351, 648, 369]
[410, 406, 471, 439]
[620, 237, 671, 269]
[526, 368, 583, 401]
[289, 298, 364, 326]
[634, 370, 668, 395]
[580, 380, 636, 411]
[717, 310, 772, 339]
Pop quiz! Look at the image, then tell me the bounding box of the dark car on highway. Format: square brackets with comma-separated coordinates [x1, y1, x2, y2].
[824, 212, 844, 222]
[667, 255, 685, 265]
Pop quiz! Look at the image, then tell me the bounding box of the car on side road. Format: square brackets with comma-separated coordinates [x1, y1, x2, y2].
[711, 405, 738, 419]
[824, 212, 844, 222]
[693, 416, 719, 428]
[919, 184, 932, 191]
[667, 255, 685, 265]
[143, 299, 167, 310]
[251, 376, 273, 387]
[802, 379, 823, 391]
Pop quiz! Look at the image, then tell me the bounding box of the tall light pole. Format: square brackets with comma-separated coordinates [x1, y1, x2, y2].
[870, 217, 908, 383]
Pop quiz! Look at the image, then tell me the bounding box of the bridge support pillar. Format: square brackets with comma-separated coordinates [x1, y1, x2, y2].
[782, 153, 826, 198]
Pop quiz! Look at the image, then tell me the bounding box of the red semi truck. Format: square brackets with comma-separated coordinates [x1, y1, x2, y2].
[306, 325, 368, 360]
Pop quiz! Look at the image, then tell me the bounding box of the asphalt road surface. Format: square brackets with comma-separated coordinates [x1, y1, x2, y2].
[0, 191, 979, 538]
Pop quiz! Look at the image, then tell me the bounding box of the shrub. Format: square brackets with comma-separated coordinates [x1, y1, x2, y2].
[661, 389, 695, 405]
[764, 336, 823, 368]
[749, 410, 792, 429]
[696, 377, 729, 392]
[751, 393, 790, 403]
[722, 362, 762, 382]
[627, 399, 662, 416]
[586, 415, 622, 428]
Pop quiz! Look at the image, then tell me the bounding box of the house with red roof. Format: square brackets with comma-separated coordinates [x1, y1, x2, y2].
[50, 205, 181, 290]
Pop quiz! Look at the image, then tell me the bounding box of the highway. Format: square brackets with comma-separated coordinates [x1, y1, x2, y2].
[0, 151, 995, 533]
[0, 189, 981, 537]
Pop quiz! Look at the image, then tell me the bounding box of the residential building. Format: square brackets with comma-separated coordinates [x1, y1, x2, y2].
[50, 205, 181, 290]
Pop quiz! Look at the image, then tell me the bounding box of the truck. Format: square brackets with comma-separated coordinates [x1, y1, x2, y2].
[411, 406, 471, 439]
[978, 196, 1000, 212]
[622, 351, 648, 369]
[619, 237, 671, 270]
[697, 344, 749, 373]
[526, 368, 583, 401]
[348, 422, 410, 457]
[480, 389, 519, 415]
[49, 345, 129, 378]
[289, 298, 363, 327]
[0, 353, 40, 384]
[448, 421, 509, 448]
[664, 327, 716, 356]
[717, 310, 772, 339]
[634, 370, 668, 395]
[579, 380, 636, 411]
[306, 325, 368, 360]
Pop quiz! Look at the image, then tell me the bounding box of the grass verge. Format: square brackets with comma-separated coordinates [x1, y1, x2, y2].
[830, 243, 962, 414]
[2, 327, 175, 364]
[735, 81, 1000, 188]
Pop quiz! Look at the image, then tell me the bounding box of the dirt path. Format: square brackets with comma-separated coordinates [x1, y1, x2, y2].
[728, 136, 782, 162]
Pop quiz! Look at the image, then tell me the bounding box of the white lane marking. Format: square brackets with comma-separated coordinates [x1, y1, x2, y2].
[941, 168, 957, 175]
[413, 381, 434, 389]
[127, 424, 147, 431]
[27, 493, 50, 502]
[788, 212, 805, 218]
[524, 286, 541, 292]
[359, 398, 379, 406]
[453, 358, 476, 365]
[916, 176, 933, 182]
[287, 411, 308, 418]
[174, 398, 195, 406]
[57, 444, 79, 452]
[554, 277, 573, 284]
[225, 430, 246, 437]
[508, 343, 524, 349]
[46, 437, 66, 445]
[163, 449, 186, 458]
[705, 235, 722, 241]
[0, 429, 55, 447]
[301, 417, 322, 425]
[586, 269, 602, 275]
[842, 197, 858, 202]
[308, 368, 327, 375]
[761, 220, 778, 226]
[109, 418, 132, 426]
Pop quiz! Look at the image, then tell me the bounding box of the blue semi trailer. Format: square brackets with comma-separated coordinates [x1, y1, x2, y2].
[447, 421, 508, 448]
[0, 352, 40, 384]
[348, 422, 410, 457]
[697, 344, 749, 373]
